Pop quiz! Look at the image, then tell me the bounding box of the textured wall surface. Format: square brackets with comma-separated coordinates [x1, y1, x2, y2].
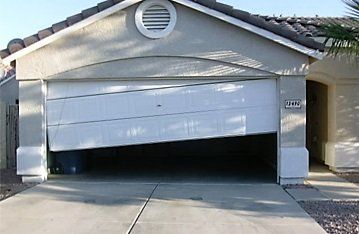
[17, 81, 47, 179]
[279, 75, 308, 182]
[19, 81, 45, 147]
[308, 54, 359, 171]
[17, 3, 309, 80]
[332, 84, 359, 169]
[336, 84, 359, 142]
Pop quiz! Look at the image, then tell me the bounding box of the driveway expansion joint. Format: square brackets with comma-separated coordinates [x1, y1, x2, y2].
[127, 182, 160, 234]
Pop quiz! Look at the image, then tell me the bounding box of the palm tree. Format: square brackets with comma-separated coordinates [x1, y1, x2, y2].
[323, 0, 359, 57]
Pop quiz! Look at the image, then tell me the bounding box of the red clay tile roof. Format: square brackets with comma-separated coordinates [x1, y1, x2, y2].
[259, 15, 359, 37]
[1, 0, 357, 60]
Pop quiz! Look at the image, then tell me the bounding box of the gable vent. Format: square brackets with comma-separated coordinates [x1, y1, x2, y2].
[135, 0, 177, 39]
[143, 5, 171, 32]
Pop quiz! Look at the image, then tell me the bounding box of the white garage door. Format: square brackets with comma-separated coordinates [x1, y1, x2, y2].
[47, 79, 277, 152]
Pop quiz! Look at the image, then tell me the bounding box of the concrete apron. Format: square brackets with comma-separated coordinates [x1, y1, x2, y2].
[0, 181, 326, 234]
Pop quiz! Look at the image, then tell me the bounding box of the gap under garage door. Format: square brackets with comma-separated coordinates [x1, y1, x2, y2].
[47, 79, 277, 152]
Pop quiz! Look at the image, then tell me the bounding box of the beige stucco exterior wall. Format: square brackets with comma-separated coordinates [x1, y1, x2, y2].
[308, 56, 359, 171]
[16, 3, 309, 80]
[15, 2, 311, 183]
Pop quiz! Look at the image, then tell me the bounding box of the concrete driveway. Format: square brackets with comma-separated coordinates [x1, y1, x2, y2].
[0, 180, 326, 234]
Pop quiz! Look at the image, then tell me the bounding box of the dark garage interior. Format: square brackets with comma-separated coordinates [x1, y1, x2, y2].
[49, 134, 277, 183]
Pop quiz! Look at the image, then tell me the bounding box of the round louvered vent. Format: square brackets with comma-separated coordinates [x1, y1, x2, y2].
[143, 5, 170, 32]
[135, 0, 177, 39]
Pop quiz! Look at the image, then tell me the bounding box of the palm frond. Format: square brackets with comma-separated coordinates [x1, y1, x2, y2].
[343, 0, 359, 18]
[323, 0, 359, 58]
[323, 24, 359, 57]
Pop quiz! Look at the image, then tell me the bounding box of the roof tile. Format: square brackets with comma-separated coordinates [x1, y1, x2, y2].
[97, 0, 115, 11]
[82, 6, 99, 19]
[52, 20, 68, 33]
[0, 49, 10, 58]
[38, 28, 54, 39]
[230, 9, 250, 21]
[194, 0, 216, 9]
[66, 13, 83, 26]
[7, 39, 25, 54]
[245, 16, 267, 29]
[213, 2, 233, 15]
[23, 34, 40, 47]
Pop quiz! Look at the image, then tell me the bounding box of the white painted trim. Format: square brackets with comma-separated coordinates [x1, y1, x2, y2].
[0, 74, 16, 86]
[172, 0, 324, 59]
[2, 0, 143, 65]
[2, 0, 324, 65]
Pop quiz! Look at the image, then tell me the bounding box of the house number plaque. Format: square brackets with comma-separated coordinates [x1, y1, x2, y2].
[285, 99, 301, 109]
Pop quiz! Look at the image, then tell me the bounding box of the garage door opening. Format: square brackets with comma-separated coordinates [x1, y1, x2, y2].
[49, 134, 277, 183]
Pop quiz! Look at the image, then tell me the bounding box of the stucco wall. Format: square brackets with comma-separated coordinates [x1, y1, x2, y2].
[336, 84, 359, 142]
[17, 80, 47, 179]
[333, 84, 359, 169]
[308, 55, 359, 170]
[309, 56, 358, 81]
[16, 3, 309, 80]
[279, 75, 308, 183]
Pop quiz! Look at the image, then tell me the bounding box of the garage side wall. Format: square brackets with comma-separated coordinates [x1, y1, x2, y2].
[17, 80, 47, 182]
[279, 76, 308, 184]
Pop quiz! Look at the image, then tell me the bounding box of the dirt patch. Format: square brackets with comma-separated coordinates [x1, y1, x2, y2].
[336, 173, 359, 185]
[299, 200, 359, 234]
[0, 169, 36, 201]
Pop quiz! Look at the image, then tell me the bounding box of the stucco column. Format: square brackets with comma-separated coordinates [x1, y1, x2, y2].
[17, 80, 47, 183]
[278, 75, 309, 184]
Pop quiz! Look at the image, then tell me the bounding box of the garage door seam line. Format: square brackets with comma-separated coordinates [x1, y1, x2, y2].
[47, 79, 253, 101]
[127, 182, 160, 234]
[47, 105, 277, 127]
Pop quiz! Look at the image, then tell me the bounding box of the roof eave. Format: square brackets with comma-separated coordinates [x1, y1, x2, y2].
[2, 0, 143, 66]
[174, 0, 324, 59]
[3, 0, 324, 65]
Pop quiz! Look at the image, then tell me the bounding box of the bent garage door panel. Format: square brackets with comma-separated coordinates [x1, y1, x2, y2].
[47, 79, 277, 152]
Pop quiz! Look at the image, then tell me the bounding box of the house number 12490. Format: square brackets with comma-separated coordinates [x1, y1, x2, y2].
[285, 100, 301, 109]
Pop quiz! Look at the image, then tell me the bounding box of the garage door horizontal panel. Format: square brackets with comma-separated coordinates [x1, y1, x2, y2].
[47, 80, 276, 126]
[245, 107, 278, 134]
[47, 80, 230, 100]
[48, 105, 276, 152]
